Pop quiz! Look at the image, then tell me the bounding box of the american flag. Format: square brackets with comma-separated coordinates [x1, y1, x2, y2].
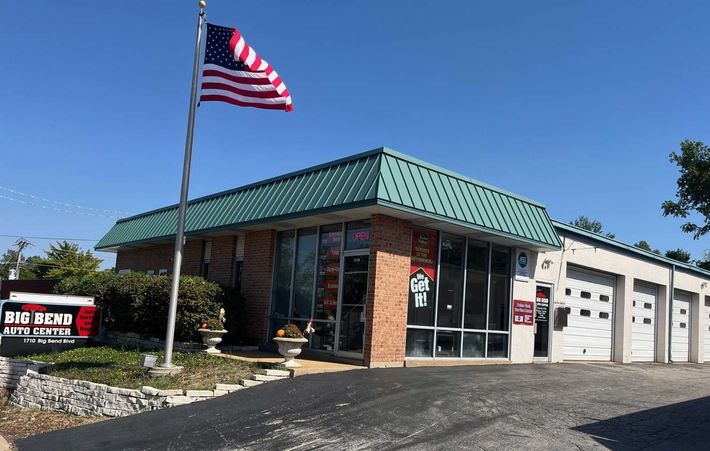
[200, 23, 292, 112]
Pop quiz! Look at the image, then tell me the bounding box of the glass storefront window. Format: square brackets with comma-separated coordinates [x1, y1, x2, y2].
[345, 220, 371, 250]
[462, 332, 485, 358]
[310, 321, 336, 351]
[464, 240, 488, 330]
[406, 231, 513, 360]
[271, 231, 294, 332]
[435, 331, 461, 357]
[406, 329, 433, 357]
[488, 246, 511, 331]
[292, 229, 317, 319]
[436, 234, 465, 328]
[487, 333, 508, 358]
[315, 224, 341, 321]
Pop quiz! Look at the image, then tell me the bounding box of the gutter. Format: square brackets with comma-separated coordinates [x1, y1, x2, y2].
[668, 264, 676, 363]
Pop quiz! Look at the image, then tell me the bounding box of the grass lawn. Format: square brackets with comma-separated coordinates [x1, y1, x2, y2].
[22, 345, 261, 390]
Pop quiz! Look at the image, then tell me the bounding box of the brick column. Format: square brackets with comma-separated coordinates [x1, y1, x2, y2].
[242, 230, 276, 344]
[364, 214, 412, 367]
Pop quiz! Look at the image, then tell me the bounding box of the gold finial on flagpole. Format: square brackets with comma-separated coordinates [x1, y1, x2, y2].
[199, 0, 206, 9]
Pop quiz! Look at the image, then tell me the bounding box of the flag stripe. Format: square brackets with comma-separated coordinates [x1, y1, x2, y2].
[201, 82, 283, 99]
[200, 89, 289, 105]
[201, 76, 277, 92]
[200, 95, 290, 110]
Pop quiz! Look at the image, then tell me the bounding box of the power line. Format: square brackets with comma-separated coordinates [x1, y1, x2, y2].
[0, 185, 130, 216]
[0, 234, 99, 242]
[0, 194, 122, 219]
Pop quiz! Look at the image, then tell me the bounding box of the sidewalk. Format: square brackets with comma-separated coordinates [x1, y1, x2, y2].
[218, 350, 366, 376]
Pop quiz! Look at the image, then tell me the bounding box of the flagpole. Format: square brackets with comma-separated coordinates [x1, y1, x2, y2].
[152, 0, 207, 375]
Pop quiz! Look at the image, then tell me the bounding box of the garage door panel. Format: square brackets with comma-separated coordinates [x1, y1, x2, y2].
[704, 297, 710, 361]
[672, 294, 691, 362]
[564, 267, 615, 361]
[632, 281, 657, 362]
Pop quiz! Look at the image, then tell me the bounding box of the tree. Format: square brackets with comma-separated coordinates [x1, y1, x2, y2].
[570, 215, 616, 239]
[697, 251, 710, 271]
[664, 248, 692, 263]
[633, 240, 661, 255]
[32, 241, 103, 278]
[0, 249, 40, 280]
[662, 140, 710, 239]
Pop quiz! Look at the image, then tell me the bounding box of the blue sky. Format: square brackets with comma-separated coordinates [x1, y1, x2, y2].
[1, 0, 708, 269]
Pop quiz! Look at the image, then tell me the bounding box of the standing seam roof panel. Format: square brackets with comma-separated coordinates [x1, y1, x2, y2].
[96, 148, 560, 250]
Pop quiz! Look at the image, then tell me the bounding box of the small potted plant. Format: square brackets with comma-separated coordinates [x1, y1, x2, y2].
[273, 323, 309, 368]
[197, 308, 227, 354]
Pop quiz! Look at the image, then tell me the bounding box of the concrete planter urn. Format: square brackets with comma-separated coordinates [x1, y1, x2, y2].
[198, 329, 228, 354]
[273, 337, 309, 368]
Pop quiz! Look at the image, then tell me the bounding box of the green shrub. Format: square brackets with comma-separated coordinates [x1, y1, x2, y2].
[54, 271, 224, 342]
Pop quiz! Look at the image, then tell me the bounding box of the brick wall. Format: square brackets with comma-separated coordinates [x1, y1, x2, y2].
[115, 237, 238, 287]
[241, 230, 276, 344]
[364, 214, 412, 367]
[115, 240, 203, 276]
[209, 236, 237, 286]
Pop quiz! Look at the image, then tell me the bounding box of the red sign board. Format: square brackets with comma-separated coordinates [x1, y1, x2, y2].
[512, 299, 534, 325]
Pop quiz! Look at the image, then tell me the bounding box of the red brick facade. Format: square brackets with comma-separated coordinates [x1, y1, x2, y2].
[113, 216, 414, 364]
[115, 240, 203, 276]
[115, 237, 237, 286]
[364, 214, 412, 367]
[241, 229, 276, 344]
[208, 235, 237, 286]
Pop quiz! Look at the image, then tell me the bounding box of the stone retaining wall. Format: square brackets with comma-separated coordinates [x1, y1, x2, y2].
[9, 370, 244, 417]
[0, 357, 48, 389]
[97, 330, 259, 353]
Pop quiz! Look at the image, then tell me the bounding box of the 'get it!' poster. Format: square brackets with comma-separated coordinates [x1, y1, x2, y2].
[409, 229, 438, 309]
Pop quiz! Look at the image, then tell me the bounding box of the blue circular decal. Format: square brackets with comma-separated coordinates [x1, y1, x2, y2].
[518, 252, 528, 268]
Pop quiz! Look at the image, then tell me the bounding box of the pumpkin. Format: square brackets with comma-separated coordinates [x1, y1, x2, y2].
[276, 329, 286, 337]
[200, 322, 208, 329]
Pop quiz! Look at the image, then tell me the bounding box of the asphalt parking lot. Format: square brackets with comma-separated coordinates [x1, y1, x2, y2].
[18, 362, 710, 450]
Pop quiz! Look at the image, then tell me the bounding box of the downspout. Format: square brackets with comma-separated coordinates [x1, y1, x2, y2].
[668, 264, 676, 363]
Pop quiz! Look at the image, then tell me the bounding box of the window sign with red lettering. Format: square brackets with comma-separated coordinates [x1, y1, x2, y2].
[345, 221, 371, 250]
[512, 299, 534, 326]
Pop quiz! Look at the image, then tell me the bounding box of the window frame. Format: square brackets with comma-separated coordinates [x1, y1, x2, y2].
[406, 233, 513, 360]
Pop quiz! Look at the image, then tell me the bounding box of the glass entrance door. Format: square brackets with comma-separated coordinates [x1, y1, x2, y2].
[336, 254, 369, 357]
[534, 285, 552, 360]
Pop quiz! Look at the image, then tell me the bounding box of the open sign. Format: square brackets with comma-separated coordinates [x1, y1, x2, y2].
[351, 231, 370, 241]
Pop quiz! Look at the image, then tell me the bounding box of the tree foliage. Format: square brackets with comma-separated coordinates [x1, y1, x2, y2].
[55, 271, 248, 343]
[664, 248, 692, 263]
[633, 240, 661, 255]
[0, 249, 40, 280]
[662, 140, 710, 239]
[696, 251, 710, 271]
[570, 215, 616, 239]
[32, 241, 103, 279]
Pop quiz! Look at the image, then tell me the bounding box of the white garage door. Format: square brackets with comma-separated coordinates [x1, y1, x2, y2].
[564, 267, 615, 361]
[631, 281, 657, 362]
[703, 297, 710, 362]
[671, 290, 691, 362]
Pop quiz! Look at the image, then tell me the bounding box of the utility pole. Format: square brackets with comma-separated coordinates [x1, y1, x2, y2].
[11, 239, 31, 280]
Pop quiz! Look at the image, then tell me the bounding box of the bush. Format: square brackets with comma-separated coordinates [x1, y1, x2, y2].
[55, 271, 224, 342]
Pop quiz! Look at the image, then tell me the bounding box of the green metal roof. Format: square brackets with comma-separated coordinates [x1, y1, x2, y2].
[96, 147, 561, 250]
